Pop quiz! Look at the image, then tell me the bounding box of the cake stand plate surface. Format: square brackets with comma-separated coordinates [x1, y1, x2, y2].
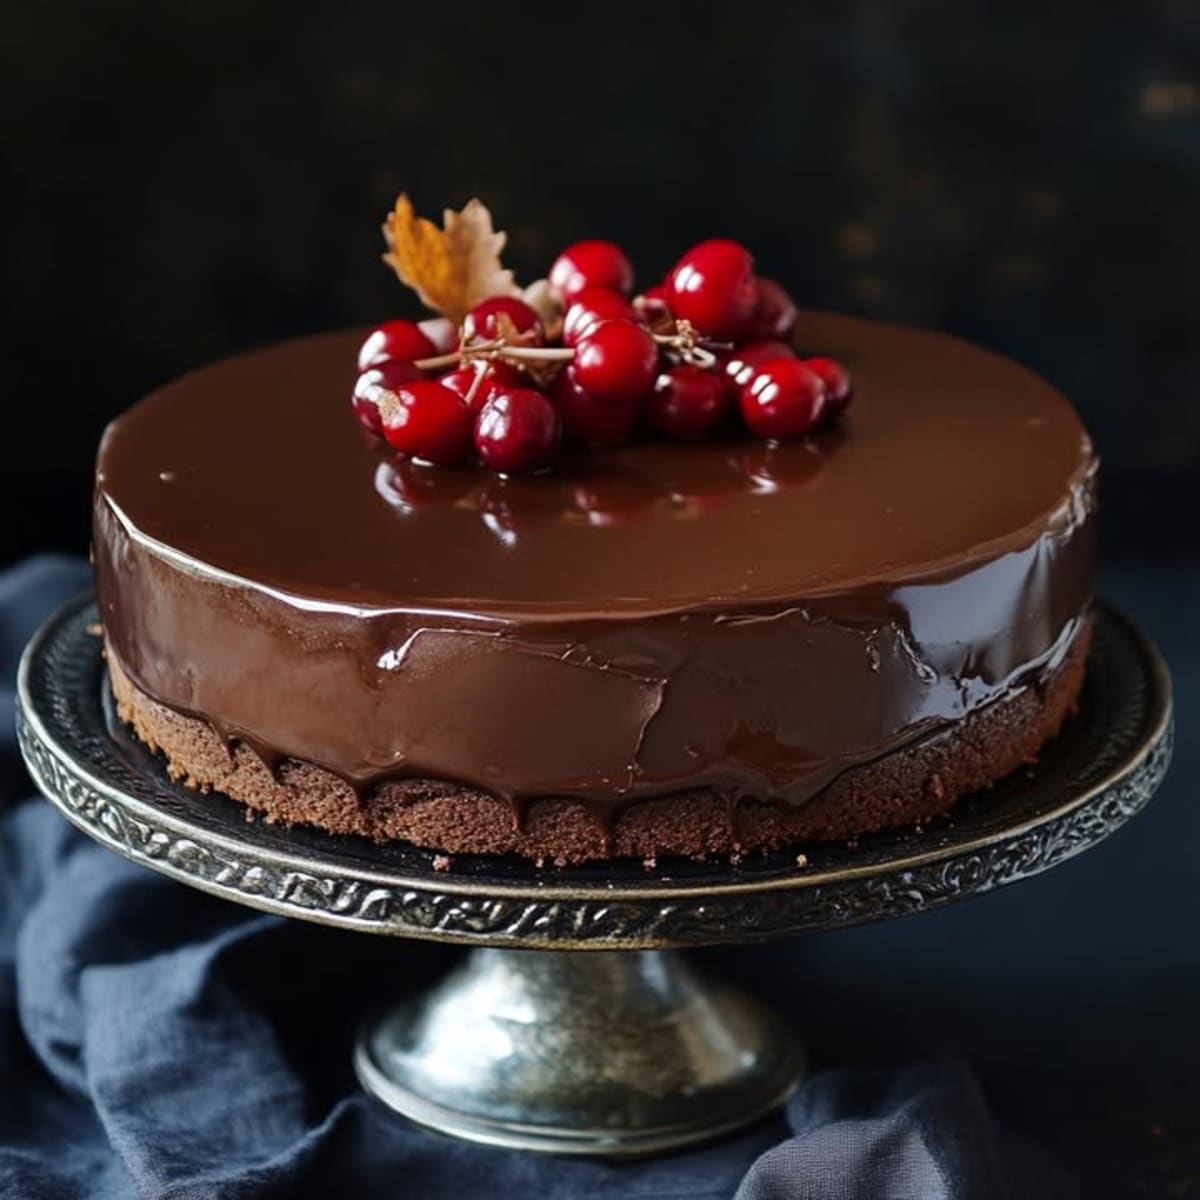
[16, 594, 1173, 1156]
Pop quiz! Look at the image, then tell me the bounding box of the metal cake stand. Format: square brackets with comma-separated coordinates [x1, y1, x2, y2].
[16, 594, 1172, 1157]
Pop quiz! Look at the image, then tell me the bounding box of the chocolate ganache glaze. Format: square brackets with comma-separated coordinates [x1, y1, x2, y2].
[94, 312, 1096, 832]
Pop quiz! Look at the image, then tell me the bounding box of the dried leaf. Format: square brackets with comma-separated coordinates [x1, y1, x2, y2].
[444, 199, 520, 313]
[381, 195, 460, 318]
[382, 194, 520, 323]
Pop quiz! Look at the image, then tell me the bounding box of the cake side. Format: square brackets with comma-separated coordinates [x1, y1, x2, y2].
[107, 614, 1089, 864]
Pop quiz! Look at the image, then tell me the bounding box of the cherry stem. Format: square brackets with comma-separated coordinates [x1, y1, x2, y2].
[413, 349, 473, 371]
[412, 324, 728, 373]
[462, 360, 491, 410]
[653, 322, 725, 370]
[657, 336, 718, 370]
[413, 340, 573, 372]
[503, 345, 576, 362]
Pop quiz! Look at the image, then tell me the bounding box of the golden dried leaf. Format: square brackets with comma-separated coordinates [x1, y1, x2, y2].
[381, 195, 458, 318]
[382, 194, 520, 323]
[444, 199, 520, 312]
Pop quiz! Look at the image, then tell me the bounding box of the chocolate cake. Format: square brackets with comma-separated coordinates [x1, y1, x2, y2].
[93, 310, 1096, 864]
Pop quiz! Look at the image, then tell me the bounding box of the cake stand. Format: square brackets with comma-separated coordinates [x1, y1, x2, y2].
[16, 594, 1172, 1157]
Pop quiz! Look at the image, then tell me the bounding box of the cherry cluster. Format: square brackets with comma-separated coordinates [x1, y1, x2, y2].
[352, 239, 852, 474]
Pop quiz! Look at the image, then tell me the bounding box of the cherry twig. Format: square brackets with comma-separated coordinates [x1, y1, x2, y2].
[461, 359, 491, 411]
[413, 321, 728, 373]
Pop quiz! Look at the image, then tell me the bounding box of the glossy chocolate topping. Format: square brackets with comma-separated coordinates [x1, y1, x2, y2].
[94, 312, 1097, 818]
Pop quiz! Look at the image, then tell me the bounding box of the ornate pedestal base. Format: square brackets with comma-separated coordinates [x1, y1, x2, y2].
[355, 947, 802, 1155]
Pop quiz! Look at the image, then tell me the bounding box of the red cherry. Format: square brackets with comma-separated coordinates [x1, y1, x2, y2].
[665, 239, 757, 339]
[646, 365, 731, 439]
[562, 288, 640, 348]
[573, 320, 659, 404]
[357, 320, 437, 372]
[722, 340, 797, 390]
[746, 278, 798, 342]
[464, 296, 543, 345]
[439, 361, 525, 415]
[551, 364, 640, 446]
[353, 394, 384, 434]
[633, 283, 671, 326]
[549, 240, 635, 304]
[352, 360, 424, 433]
[379, 381, 473, 465]
[740, 360, 828, 439]
[803, 357, 853, 419]
[475, 388, 562, 474]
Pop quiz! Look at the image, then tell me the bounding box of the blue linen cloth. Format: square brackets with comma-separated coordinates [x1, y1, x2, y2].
[0, 556, 1091, 1198]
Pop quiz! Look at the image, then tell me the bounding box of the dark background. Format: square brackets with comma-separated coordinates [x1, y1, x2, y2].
[2, 1, 1198, 565]
[1, 6, 1198, 1195]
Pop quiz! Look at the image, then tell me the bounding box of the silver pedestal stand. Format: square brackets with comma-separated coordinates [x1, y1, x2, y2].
[17, 596, 1172, 1157]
